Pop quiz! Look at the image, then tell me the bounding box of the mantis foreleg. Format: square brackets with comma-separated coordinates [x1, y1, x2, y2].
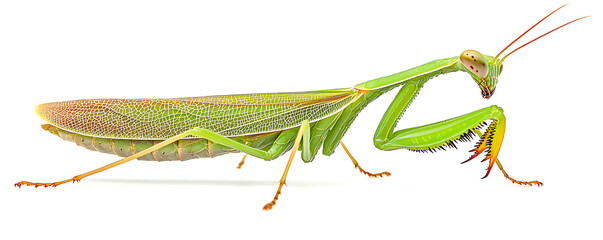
[373, 80, 542, 185]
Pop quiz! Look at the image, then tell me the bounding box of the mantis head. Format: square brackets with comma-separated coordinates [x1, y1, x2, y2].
[459, 50, 501, 99]
[458, 4, 588, 99]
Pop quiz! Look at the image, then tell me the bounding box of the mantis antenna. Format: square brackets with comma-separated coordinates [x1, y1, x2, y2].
[495, 4, 590, 62]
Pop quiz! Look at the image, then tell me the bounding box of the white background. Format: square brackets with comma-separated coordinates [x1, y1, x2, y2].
[1, 0, 601, 239]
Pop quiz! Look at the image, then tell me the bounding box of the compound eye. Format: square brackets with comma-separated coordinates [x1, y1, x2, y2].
[460, 50, 489, 78]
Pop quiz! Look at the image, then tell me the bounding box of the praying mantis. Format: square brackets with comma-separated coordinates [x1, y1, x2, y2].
[15, 5, 588, 210]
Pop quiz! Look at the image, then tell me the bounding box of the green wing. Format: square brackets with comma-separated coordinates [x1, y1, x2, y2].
[36, 88, 358, 140]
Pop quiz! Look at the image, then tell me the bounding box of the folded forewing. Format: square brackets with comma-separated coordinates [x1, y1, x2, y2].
[36, 88, 357, 139]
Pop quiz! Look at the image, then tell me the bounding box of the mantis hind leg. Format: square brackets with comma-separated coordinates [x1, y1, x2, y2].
[16, 122, 311, 210]
[15, 125, 300, 189]
[15, 130, 197, 188]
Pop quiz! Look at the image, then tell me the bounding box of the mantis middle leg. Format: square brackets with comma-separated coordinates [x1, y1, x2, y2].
[373, 80, 542, 185]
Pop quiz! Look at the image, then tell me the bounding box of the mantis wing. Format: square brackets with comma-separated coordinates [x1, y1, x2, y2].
[36, 88, 357, 140]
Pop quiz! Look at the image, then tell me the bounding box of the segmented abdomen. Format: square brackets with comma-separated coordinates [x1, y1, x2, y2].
[42, 124, 246, 161]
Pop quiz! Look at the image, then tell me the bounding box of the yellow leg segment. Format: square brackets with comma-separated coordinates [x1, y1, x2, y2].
[15, 130, 195, 188]
[262, 121, 308, 210]
[236, 154, 248, 169]
[340, 141, 391, 178]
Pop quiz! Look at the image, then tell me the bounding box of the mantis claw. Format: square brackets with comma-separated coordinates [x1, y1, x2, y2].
[461, 150, 481, 164]
[465, 119, 501, 180]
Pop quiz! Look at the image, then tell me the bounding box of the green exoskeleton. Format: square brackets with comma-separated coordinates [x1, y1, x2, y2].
[16, 5, 588, 210]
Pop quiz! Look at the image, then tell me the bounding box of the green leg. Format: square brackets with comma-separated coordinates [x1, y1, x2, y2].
[372, 81, 541, 185]
[378, 105, 506, 177]
[187, 121, 312, 210]
[187, 126, 300, 161]
[186, 121, 315, 209]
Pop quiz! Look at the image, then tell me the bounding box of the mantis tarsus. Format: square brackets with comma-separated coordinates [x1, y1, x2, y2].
[16, 5, 588, 210]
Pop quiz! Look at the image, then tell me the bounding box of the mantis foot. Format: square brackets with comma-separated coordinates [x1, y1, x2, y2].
[263, 188, 282, 211]
[236, 154, 247, 169]
[14, 181, 58, 188]
[354, 165, 391, 178]
[263, 200, 277, 211]
[496, 159, 543, 187]
[510, 179, 543, 187]
[14, 176, 83, 188]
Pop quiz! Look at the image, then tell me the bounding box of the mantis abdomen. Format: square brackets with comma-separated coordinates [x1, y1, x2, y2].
[42, 124, 280, 161]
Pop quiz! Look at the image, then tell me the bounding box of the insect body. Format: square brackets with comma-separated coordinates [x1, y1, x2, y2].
[16, 5, 588, 210]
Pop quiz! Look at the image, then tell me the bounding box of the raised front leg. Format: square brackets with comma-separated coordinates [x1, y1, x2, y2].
[373, 81, 541, 185]
[378, 105, 507, 177]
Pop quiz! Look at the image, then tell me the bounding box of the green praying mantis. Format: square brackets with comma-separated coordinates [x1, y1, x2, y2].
[16, 4, 588, 210]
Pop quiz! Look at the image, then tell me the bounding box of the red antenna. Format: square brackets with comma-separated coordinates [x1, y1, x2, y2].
[501, 16, 589, 62]
[494, 4, 589, 62]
